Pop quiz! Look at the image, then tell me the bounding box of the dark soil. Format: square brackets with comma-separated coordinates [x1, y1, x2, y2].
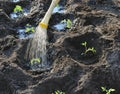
[0, 0, 120, 94]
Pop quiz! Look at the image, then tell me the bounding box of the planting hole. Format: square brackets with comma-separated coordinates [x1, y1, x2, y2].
[16, 24, 35, 39]
[52, 18, 73, 31]
[10, 8, 29, 19]
[63, 32, 102, 64]
[17, 28, 33, 39]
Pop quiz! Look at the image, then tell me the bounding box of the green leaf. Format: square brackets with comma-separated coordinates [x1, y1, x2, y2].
[30, 58, 41, 65]
[101, 87, 106, 92]
[61, 19, 66, 23]
[52, 90, 65, 94]
[25, 24, 35, 33]
[86, 47, 96, 54]
[81, 41, 87, 46]
[109, 88, 115, 92]
[106, 92, 110, 94]
[31, 27, 35, 32]
[61, 19, 72, 28]
[66, 19, 72, 28]
[101, 87, 115, 94]
[25, 28, 30, 32]
[14, 5, 23, 13]
[26, 24, 30, 26]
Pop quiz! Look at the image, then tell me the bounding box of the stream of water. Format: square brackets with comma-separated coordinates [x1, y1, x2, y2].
[26, 4, 65, 70]
[26, 26, 49, 70]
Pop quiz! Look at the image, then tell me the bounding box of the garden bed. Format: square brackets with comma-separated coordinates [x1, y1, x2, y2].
[0, 0, 120, 94]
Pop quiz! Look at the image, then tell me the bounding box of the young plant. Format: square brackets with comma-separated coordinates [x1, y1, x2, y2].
[101, 87, 115, 94]
[13, 5, 24, 18]
[14, 5, 23, 13]
[25, 24, 35, 33]
[30, 58, 41, 65]
[81, 41, 96, 55]
[52, 90, 65, 94]
[61, 19, 72, 28]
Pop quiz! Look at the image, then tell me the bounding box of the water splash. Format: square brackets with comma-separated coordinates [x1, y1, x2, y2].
[26, 26, 49, 70]
[53, 22, 66, 31]
[53, 5, 64, 13]
[53, 18, 73, 31]
[17, 28, 33, 39]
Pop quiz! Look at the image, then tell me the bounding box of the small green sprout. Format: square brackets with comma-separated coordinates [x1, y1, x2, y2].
[66, 19, 72, 28]
[14, 5, 23, 13]
[30, 58, 41, 65]
[61, 19, 72, 28]
[86, 47, 96, 54]
[101, 87, 115, 94]
[81, 41, 96, 55]
[25, 24, 35, 33]
[52, 90, 65, 94]
[81, 41, 87, 50]
[61, 19, 66, 23]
